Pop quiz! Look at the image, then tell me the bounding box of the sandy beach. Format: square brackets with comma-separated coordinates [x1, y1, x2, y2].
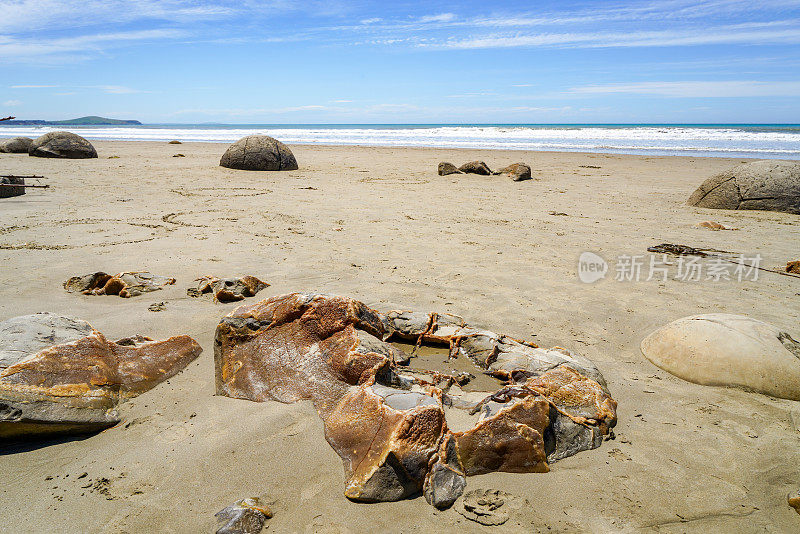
[1, 141, 799, 533]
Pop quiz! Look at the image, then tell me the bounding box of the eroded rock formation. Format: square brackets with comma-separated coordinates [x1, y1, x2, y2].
[190, 275, 269, 303]
[438, 162, 462, 176]
[64, 271, 176, 298]
[687, 160, 800, 214]
[493, 163, 531, 181]
[215, 497, 272, 534]
[215, 293, 617, 508]
[458, 161, 492, 175]
[0, 176, 26, 198]
[0, 312, 202, 438]
[219, 135, 298, 171]
[28, 131, 98, 159]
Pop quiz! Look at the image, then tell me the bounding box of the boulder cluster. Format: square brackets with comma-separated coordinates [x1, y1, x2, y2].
[438, 161, 532, 181]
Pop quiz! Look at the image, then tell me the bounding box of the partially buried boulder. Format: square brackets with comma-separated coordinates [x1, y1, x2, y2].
[641, 314, 800, 400]
[29, 131, 98, 159]
[220, 135, 298, 171]
[494, 163, 531, 181]
[0, 312, 202, 439]
[458, 161, 492, 175]
[190, 275, 269, 303]
[0, 176, 25, 198]
[63, 271, 176, 298]
[0, 137, 33, 153]
[438, 162, 462, 176]
[687, 160, 800, 214]
[215, 293, 617, 508]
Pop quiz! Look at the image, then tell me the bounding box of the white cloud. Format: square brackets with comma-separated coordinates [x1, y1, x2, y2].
[3, 99, 22, 106]
[418, 13, 456, 23]
[570, 80, 800, 97]
[360, 17, 382, 24]
[10, 84, 59, 88]
[432, 25, 800, 50]
[93, 85, 147, 94]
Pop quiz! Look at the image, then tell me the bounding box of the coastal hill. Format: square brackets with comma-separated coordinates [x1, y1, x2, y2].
[4, 115, 141, 125]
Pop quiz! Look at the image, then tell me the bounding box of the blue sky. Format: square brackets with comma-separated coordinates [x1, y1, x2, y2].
[1, 0, 799, 123]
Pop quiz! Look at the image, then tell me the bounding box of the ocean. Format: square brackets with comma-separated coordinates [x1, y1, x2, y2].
[2, 124, 799, 159]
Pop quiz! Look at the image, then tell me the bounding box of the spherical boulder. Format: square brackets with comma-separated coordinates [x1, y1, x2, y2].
[28, 131, 98, 159]
[0, 136, 33, 153]
[687, 160, 800, 214]
[641, 313, 800, 400]
[219, 135, 298, 171]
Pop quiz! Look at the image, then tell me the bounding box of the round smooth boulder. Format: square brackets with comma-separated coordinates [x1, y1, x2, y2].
[641, 313, 800, 400]
[29, 131, 98, 159]
[687, 160, 800, 214]
[220, 135, 298, 171]
[0, 136, 33, 153]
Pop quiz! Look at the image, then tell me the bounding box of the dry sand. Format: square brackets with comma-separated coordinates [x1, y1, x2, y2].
[1, 141, 799, 533]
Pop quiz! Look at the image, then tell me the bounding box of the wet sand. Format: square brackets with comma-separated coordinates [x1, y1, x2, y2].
[1, 141, 799, 533]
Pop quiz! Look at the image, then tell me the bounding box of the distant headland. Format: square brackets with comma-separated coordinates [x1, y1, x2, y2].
[3, 115, 142, 125]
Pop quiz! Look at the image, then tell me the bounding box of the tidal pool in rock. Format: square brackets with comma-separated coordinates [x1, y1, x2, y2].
[391, 341, 504, 393]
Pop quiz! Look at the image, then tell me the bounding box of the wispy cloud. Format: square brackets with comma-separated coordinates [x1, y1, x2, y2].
[3, 99, 22, 106]
[418, 13, 456, 23]
[10, 84, 59, 88]
[570, 80, 800, 97]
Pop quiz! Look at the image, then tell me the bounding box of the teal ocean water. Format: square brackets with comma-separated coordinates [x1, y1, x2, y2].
[2, 123, 799, 159]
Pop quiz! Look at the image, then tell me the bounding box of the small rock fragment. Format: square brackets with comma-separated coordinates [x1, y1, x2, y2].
[456, 489, 512, 526]
[695, 221, 738, 231]
[789, 489, 800, 514]
[438, 162, 463, 176]
[787, 260, 800, 274]
[168, 140, 182, 144]
[172, 153, 185, 158]
[148, 302, 167, 312]
[215, 497, 272, 534]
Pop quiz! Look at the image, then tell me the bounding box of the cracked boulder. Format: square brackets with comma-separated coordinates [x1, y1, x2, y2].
[0, 136, 33, 153]
[190, 275, 269, 303]
[64, 271, 176, 298]
[215, 294, 616, 508]
[493, 163, 531, 181]
[0, 312, 202, 439]
[29, 131, 98, 159]
[219, 135, 298, 171]
[641, 314, 800, 400]
[458, 161, 492, 175]
[687, 160, 800, 214]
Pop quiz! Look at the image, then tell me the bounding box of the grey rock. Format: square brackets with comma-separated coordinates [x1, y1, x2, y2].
[438, 162, 462, 176]
[0, 176, 26, 198]
[0, 312, 93, 370]
[215, 497, 272, 534]
[29, 131, 98, 159]
[0, 137, 33, 153]
[687, 160, 800, 214]
[424, 435, 466, 509]
[494, 163, 531, 181]
[458, 161, 492, 175]
[220, 135, 298, 171]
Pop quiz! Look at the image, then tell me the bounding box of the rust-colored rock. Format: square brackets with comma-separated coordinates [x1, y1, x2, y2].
[191, 275, 269, 303]
[64, 271, 176, 298]
[0, 313, 202, 439]
[787, 261, 800, 274]
[214, 294, 617, 508]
